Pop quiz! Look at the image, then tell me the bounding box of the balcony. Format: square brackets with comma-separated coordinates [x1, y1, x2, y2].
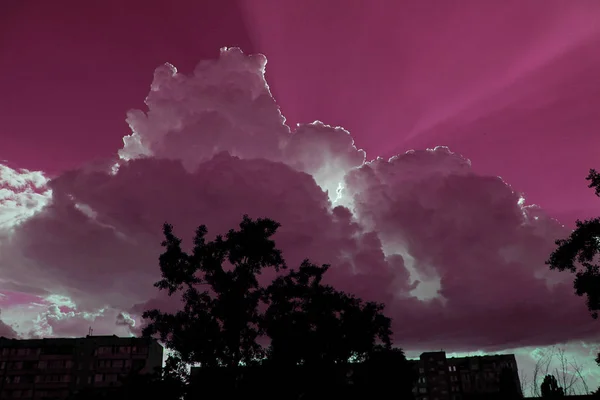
[2, 381, 36, 390]
[33, 380, 70, 389]
[0, 353, 41, 362]
[38, 355, 74, 361]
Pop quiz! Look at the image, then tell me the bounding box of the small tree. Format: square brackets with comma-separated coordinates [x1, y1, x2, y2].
[530, 346, 589, 397]
[354, 346, 417, 400]
[541, 374, 565, 398]
[546, 169, 600, 319]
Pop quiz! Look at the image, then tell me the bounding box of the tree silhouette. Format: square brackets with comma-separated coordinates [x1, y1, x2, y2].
[351, 346, 417, 400]
[546, 169, 600, 319]
[541, 374, 565, 398]
[262, 260, 394, 398]
[140, 215, 408, 400]
[264, 261, 392, 366]
[142, 215, 286, 395]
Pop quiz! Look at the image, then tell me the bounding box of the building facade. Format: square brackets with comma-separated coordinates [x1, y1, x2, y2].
[0, 335, 163, 399]
[412, 351, 522, 400]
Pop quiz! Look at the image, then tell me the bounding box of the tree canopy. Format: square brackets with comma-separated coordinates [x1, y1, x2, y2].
[138, 215, 406, 399]
[541, 374, 565, 399]
[142, 216, 285, 370]
[263, 260, 392, 367]
[546, 169, 600, 319]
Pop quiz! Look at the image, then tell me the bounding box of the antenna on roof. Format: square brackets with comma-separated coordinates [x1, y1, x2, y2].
[88, 327, 93, 336]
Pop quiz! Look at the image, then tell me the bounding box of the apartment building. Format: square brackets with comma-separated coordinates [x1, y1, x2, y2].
[0, 335, 163, 399]
[412, 351, 522, 400]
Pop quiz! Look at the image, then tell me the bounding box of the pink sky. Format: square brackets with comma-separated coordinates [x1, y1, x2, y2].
[2, 0, 599, 223]
[1, 0, 600, 393]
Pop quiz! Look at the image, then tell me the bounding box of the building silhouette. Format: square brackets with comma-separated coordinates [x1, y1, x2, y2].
[411, 351, 522, 400]
[0, 335, 163, 399]
[190, 350, 523, 399]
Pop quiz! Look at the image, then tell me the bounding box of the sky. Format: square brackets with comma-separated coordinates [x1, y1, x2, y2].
[1, 0, 600, 395]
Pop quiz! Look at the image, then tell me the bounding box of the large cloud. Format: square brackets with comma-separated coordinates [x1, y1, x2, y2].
[0, 48, 595, 356]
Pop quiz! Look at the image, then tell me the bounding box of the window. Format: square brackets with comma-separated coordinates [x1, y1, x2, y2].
[94, 374, 103, 383]
[45, 375, 64, 383]
[38, 361, 47, 369]
[419, 388, 427, 393]
[22, 361, 35, 370]
[105, 374, 118, 382]
[13, 376, 20, 384]
[112, 360, 124, 368]
[132, 360, 146, 371]
[437, 361, 444, 366]
[419, 368, 424, 373]
[118, 346, 130, 354]
[48, 360, 63, 369]
[12, 390, 21, 398]
[9, 362, 23, 370]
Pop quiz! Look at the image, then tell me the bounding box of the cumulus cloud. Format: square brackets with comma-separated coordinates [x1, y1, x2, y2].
[0, 164, 51, 228]
[0, 310, 18, 338]
[0, 48, 595, 356]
